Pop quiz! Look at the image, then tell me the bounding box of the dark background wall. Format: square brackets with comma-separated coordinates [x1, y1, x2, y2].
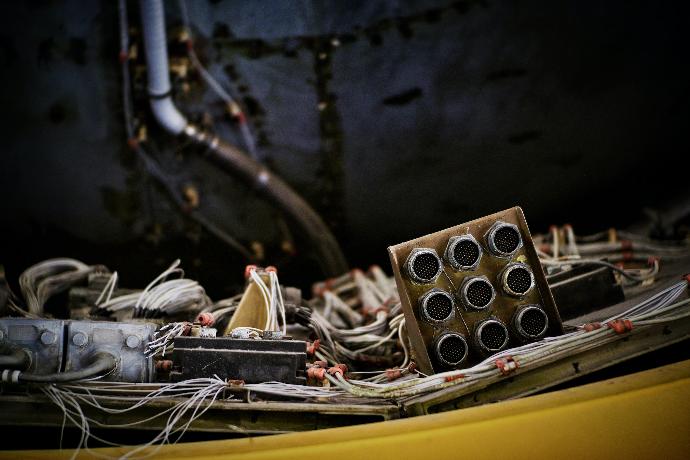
[0, 0, 688, 295]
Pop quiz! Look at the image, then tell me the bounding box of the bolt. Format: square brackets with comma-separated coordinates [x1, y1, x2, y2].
[182, 184, 200, 209]
[72, 332, 88, 347]
[125, 335, 141, 349]
[40, 330, 56, 345]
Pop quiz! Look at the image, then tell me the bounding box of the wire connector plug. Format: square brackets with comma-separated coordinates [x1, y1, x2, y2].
[495, 356, 519, 375]
[306, 339, 321, 356]
[444, 373, 465, 382]
[328, 364, 348, 378]
[607, 319, 633, 334]
[583, 322, 602, 332]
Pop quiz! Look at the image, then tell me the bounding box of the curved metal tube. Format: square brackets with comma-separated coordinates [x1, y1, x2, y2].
[188, 128, 348, 275]
[139, 0, 187, 134]
[138, 0, 348, 276]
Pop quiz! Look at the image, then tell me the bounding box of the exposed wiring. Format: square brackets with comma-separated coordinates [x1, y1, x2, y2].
[245, 268, 287, 334]
[4, 255, 688, 458]
[536, 225, 690, 286]
[42, 376, 235, 460]
[37, 376, 338, 459]
[308, 267, 403, 368]
[536, 225, 690, 260]
[323, 280, 690, 399]
[94, 271, 119, 307]
[2, 225, 685, 458]
[540, 257, 660, 283]
[144, 321, 189, 357]
[95, 259, 210, 318]
[19, 258, 101, 316]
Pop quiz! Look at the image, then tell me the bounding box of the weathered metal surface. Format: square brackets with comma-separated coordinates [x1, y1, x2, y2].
[0, 319, 156, 382]
[65, 320, 156, 383]
[0, 318, 65, 374]
[0, 393, 399, 434]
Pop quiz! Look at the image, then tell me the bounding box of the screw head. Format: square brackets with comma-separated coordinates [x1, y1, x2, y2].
[125, 335, 141, 349]
[40, 330, 56, 345]
[72, 332, 88, 347]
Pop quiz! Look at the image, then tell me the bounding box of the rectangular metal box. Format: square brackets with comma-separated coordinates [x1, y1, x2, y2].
[0, 318, 65, 375]
[0, 318, 155, 382]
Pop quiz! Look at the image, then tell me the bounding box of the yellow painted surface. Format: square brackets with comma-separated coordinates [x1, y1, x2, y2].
[6, 359, 690, 460]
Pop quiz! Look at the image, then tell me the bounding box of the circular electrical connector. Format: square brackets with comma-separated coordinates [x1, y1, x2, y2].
[474, 318, 509, 354]
[419, 288, 455, 323]
[499, 262, 535, 297]
[434, 333, 469, 367]
[459, 276, 496, 310]
[444, 234, 482, 270]
[485, 221, 523, 258]
[404, 248, 443, 284]
[513, 304, 549, 340]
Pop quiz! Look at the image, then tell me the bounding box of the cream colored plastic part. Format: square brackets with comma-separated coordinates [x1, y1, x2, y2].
[223, 274, 270, 335]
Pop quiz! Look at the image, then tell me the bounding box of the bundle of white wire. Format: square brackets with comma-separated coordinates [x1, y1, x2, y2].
[19, 258, 99, 316]
[95, 260, 210, 318]
[536, 225, 690, 260]
[539, 256, 660, 284]
[44, 376, 339, 459]
[532, 226, 675, 287]
[309, 269, 405, 369]
[34, 279, 689, 458]
[198, 294, 242, 323]
[247, 268, 286, 334]
[144, 322, 189, 357]
[143, 268, 288, 357]
[323, 280, 690, 399]
[42, 377, 233, 460]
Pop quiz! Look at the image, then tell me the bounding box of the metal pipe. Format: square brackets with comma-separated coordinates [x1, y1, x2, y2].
[137, 0, 348, 276]
[189, 129, 348, 275]
[139, 0, 187, 134]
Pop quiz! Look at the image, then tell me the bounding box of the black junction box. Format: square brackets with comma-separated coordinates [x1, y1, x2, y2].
[548, 265, 625, 320]
[171, 336, 307, 385]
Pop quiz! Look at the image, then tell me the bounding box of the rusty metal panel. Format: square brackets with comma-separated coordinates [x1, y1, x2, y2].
[388, 206, 562, 374]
